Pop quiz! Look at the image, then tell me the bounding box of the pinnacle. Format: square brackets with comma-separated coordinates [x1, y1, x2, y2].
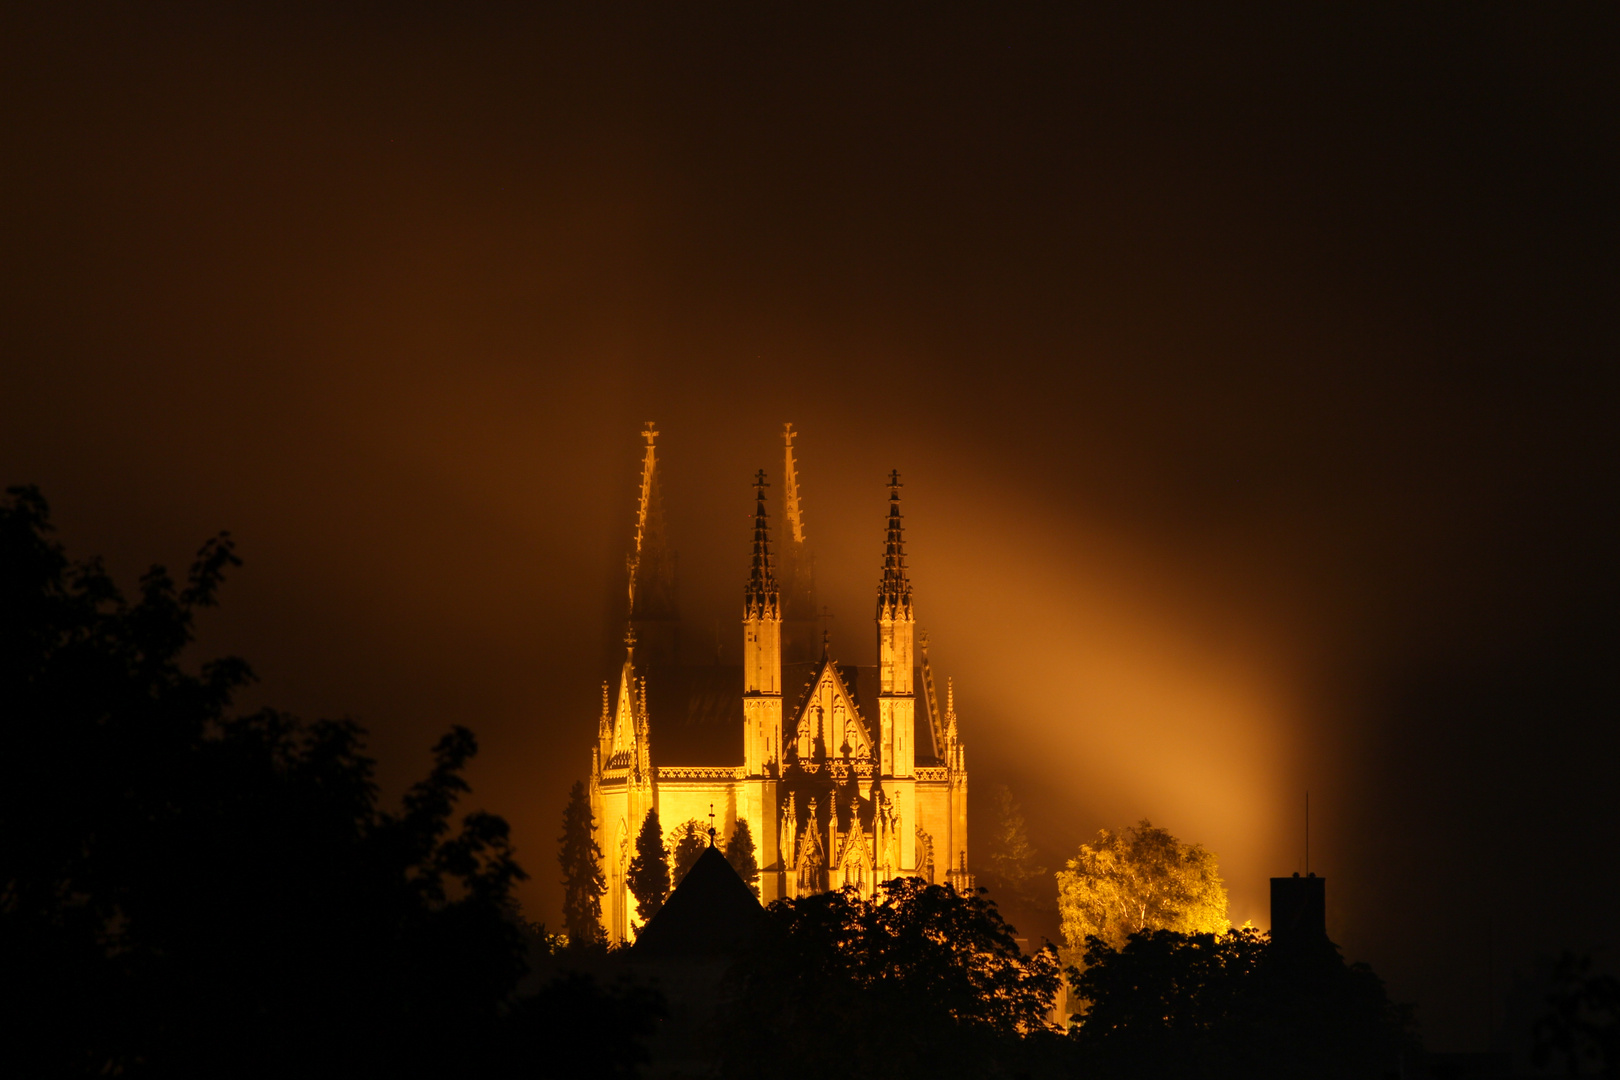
[744, 469, 779, 617]
[877, 470, 913, 617]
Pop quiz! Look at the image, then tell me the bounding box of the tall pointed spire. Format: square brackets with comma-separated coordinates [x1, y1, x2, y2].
[744, 469, 778, 617]
[624, 422, 679, 666]
[778, 423, 818, 660]
[628, 423, 676, 615]
[783, 423, 806, 545]
[877, 469, 912, 618]
[627, 422, 658, 612]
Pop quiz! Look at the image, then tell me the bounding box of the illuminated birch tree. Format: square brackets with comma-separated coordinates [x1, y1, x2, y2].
[1055, 819, 1228, 965]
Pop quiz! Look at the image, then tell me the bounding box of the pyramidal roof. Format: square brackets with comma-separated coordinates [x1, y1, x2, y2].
[632, 846, 766, 957]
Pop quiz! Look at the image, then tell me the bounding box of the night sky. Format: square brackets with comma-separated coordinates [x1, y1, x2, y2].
[3, 5, 1616, 1052]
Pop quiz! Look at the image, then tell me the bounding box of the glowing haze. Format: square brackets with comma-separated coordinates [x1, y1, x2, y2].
[2, 6, 1615, 1052]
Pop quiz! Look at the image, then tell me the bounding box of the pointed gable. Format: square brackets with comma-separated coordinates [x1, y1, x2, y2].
[608, 654, 641, 763]
[787, 656, 873, 762]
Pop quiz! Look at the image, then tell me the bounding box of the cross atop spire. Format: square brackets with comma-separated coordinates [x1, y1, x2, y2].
[744, 469, 779, 617]
[877, 470, 912, 617]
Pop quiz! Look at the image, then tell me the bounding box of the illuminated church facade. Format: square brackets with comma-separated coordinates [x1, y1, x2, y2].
[588, 425, 972, 943]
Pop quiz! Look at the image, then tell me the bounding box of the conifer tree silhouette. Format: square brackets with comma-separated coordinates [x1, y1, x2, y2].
[558, 780, 606, 946]
[725, 818, 759, 894]
[627, 808, 671, 925]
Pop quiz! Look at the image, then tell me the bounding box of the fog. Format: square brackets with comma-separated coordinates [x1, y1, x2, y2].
[3, 5, 1615, 1050]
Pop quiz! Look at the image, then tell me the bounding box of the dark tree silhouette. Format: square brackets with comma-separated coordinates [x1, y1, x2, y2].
[721, 877, 1062, 1079]
[0, 485, 528, 1078]
[1534, 951, 1620, 1078]
[626, 808, 670, 925]
[1072, 927, 1415, 1080]
[724, 817, 759, 894]
[498, 971, 665, 1080]
[558, 780, 606, 946]
[670, 817, 708, 886]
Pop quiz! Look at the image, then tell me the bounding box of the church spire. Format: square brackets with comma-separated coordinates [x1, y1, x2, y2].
[625, 422, 678, 665]
[783, 423, 806, 545]
[742, 470, 783, 777]
[627, 423, 659, 613]
[877, 470, 912, 619]
[778, 423, 818, 660]
[743, 469, 778, 618]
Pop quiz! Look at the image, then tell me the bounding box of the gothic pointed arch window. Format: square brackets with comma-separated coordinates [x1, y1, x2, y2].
[796, 714, 813, 762]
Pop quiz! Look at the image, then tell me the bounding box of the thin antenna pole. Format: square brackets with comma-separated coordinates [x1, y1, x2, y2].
[1487, 913, 1495, 1049]
[1305, 791, 1310, 876]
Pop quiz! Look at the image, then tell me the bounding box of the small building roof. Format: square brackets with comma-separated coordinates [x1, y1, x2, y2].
[632, 846, 766, 957]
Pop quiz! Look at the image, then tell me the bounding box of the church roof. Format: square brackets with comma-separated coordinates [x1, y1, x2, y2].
[632, 845, 766, 957]
[641, 661, 943, 768]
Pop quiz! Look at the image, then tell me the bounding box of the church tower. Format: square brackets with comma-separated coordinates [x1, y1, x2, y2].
[742, 470, 782, 777]
[876, 471, 917, 871]
[585, 427, 970, 940]
[740, 470, 783, 900]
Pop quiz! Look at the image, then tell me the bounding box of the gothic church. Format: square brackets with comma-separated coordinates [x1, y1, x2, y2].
[588, 424, 971, 943]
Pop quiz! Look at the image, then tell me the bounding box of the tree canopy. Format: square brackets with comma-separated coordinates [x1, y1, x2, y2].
[1072, 927, 1415, 1080]
[1056, 819, 1228, 965]
[722, 877, 1062, 1079]
[0, 485, 528, 1077]
[1534, 951, 1620, 1077]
